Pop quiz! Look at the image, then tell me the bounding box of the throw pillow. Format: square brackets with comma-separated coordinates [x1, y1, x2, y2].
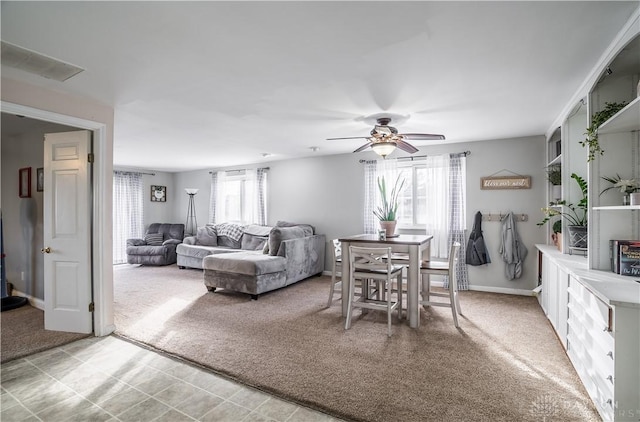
[241, 233, 268, 251]
[268, 226, 307, 256]
[276, 220, 315, 235]
[196, 226, 217, 246]
[144, 233, 164, 246]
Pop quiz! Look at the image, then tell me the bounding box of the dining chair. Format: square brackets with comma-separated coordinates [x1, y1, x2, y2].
[345, 246, 404, 337]
[326, 239, 343, 307]
[419, 242, 462, 327]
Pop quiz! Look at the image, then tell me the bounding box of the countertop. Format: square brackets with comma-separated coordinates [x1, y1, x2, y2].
[536, 244, 640, 308]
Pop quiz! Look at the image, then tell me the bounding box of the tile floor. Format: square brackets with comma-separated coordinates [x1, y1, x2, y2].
[1, 336, 343, 422]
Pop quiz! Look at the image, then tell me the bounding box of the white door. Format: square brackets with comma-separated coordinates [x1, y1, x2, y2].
[43, 130, 93, 333]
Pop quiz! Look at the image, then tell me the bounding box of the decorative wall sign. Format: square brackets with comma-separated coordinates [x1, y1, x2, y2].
[19, 167, 31, 198]
[481, 175, 531, 190]
[151, 185, 167, 202]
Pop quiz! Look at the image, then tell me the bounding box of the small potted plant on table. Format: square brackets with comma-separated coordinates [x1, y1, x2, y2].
[373, 174, 406, 237]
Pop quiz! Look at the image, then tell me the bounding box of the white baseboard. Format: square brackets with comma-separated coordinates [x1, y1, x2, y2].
[11, 289, 45, 310]
[321, 272, 531, 296]
[467, 285, 535, 296]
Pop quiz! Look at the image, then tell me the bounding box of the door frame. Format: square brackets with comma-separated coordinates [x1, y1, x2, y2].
[1, 100, 114, 336]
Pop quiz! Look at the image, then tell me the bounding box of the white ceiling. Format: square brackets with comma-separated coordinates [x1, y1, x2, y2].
[1, 1, 638, 172]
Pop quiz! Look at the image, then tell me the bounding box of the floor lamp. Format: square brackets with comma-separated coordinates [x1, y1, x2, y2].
[185, 188, 198, 236]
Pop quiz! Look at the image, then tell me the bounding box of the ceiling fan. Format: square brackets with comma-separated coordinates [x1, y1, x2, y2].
[327, 117, 445, 158]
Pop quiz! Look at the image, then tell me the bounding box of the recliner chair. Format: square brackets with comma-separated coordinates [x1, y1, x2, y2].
[126, 223, 185, 265]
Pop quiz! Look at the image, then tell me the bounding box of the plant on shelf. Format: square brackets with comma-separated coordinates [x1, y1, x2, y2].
[581, 101, 627, 162]
[600, 174, 639, 205]
[373, 174, 406, 237]
[551, 220, 562, 252]
[546, 164, 562, 204]
[546, 165, 562, 185]
[538, 173, 588, 249]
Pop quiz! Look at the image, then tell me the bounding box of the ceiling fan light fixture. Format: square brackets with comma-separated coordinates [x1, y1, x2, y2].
[371, 141, 396, 158]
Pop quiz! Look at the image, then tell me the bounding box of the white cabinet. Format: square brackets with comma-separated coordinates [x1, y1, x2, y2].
[538, 248, 571, 348]
[537, 245, 640, 422]
[566, 275, 640, 422]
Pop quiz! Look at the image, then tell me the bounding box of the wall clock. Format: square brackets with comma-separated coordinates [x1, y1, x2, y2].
[151, 185, 166, 202]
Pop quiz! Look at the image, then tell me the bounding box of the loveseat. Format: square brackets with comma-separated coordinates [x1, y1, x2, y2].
[177, 223, 272, 269]
[126, 223, 185, 266]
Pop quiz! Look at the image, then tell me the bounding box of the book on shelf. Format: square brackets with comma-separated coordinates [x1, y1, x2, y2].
[610, 240, 640, 274]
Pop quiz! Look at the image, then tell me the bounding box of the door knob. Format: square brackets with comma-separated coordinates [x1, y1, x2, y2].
[41, 247, 51, 254]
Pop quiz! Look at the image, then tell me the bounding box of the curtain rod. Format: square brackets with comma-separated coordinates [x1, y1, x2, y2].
[359, 151, 470, 163]
[209, 167, 270, 174]
[114, 170, 156, 176]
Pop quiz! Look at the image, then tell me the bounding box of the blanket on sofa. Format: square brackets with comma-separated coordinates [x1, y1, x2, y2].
[214, 223, 244, 241]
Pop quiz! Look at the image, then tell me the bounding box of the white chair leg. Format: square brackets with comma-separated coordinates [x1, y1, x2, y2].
[449, 281, 459, 328]
[327, 263, 337, 308]
[345, 271, 355, 330]
[455, 291, 462, 315]
[397, 273, 403, 321]
[386, 279, 392, 337]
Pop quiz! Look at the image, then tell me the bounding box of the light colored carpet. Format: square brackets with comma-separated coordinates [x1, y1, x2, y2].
[0, 304, 90, 362]
[113, 264, 599, 422]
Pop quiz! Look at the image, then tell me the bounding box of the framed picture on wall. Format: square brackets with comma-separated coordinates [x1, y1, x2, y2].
[19, 167, 31, 198]
[37, 167, 44, 192]
[151, 185, 166, 202]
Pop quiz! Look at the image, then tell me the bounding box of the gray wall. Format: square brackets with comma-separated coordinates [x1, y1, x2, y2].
[1, 119, 76, 299]
[175, 135, 546, 293]
[4, 115, 545, 298]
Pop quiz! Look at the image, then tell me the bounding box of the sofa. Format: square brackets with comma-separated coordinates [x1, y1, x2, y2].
[177, 223, 272, 269]
[126, 223, 185, 265]
[182, 222, 325, 299]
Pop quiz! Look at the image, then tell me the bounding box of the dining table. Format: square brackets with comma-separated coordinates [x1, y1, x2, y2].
[338, 233, 433, 328]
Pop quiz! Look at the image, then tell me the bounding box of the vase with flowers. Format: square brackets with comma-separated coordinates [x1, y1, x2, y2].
[600, 174, 639, 206]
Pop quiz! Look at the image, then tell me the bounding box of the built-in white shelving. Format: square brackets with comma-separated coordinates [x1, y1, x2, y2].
[547, 153, 562, 166]
[598, 96, 640, 134]
[592, 205, 640, 210]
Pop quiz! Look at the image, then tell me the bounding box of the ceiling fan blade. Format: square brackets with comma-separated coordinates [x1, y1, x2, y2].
[353, 142, 372, 153]
[399, 133, 446, 141]
[396, 139, 419, 154]
[326, 136, 370, 141]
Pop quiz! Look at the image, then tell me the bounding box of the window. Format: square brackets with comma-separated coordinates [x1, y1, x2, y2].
[395, 164, 428, 229]
[211, 168, 267, 225]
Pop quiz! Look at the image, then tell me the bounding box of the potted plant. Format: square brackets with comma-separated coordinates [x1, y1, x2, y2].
[551, 220, 562, 252]
[546, 164, 562, 203]
[580, 101, 627, 162]
[538, 173, 588, 250]
[600, 174, 639, 205]
[373, 174, 406, 237]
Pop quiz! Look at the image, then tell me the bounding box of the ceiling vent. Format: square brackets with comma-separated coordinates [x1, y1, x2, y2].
[1, 40, 84, 82]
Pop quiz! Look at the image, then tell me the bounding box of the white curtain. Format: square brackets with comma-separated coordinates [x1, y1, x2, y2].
[424, 154, 451, 258]
[363, 160, 378, 234]
[209, 172, 218, 223]
[113, 171, 144, 264]
[424, 153, 469, 290]
[256, 168, 267, 225]
[213, 170, 229, 224]
[363, 159, 400, 233]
